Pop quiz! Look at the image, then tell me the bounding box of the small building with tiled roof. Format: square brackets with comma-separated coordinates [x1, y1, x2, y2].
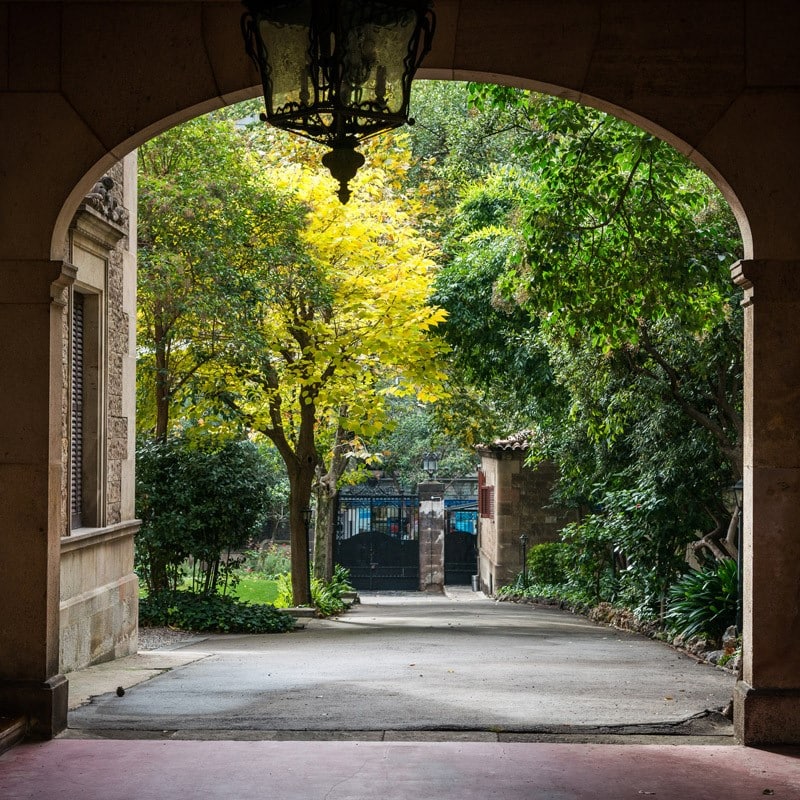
[475, 432, 577, 595]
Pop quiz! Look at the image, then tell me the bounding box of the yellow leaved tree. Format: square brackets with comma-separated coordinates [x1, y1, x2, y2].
[208, 126, 448, 604]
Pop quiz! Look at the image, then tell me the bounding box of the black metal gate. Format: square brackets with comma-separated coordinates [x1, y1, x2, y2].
[335, 493, 419, 591]
[444, 505, 478, 585]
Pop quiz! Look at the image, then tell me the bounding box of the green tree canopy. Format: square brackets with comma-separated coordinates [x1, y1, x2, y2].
[137, 112, 306, 439]
[431, 86, 744, 609]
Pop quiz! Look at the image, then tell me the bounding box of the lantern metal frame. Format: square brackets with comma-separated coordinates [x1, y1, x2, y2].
[241, 0, 436, 202]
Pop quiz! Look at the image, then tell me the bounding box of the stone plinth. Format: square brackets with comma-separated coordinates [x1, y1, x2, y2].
[419, 482, 445, 592]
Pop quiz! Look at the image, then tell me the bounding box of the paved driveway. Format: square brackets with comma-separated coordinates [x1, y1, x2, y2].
[68, 589, 734, 737]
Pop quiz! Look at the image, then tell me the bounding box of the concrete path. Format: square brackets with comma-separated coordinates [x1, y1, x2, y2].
[67, 589, 735, 738]
[6, 592, 799, 800]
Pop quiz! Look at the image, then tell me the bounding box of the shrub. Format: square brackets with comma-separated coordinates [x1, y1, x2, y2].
[665, 558, 738, 642]
[526, 542, 568, 585]
[496, 576, 586, 608]
[139, 589, 294, 633]
[312, 565, 355, 616]
[136, 435, 273, 594]
[496, 574, 541, 598]
[273, 572, 294, 608]
[559, 516, 617, 604]
[241, 543, 291, 578]
[311, 579, 347, 616]
[272, 565, 355, 617]
[329, 564, 355, 595]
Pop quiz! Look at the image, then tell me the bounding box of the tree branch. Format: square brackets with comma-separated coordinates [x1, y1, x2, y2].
[637, 328, 740, 472]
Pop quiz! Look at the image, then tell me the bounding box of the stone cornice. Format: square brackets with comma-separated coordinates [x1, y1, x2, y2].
[60, 520, 141, 553]
[71, 203, 128, 251]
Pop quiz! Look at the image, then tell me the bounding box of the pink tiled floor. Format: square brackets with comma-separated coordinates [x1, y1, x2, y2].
[1, 740, 799, 800]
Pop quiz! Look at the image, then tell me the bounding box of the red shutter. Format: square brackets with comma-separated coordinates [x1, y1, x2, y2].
[478, 469, 495, 520]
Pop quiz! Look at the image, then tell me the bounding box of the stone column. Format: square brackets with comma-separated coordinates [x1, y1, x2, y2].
[0, 260, 73, 738]
[419, 481, 445, 592]
[732, 260, 800, 745]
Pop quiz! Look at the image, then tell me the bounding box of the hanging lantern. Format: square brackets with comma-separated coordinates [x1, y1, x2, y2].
[241, 0, 436, 203]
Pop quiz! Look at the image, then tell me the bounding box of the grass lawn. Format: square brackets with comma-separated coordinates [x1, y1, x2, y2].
[138, 575, 281, 606]
[232, 574, 280, 605]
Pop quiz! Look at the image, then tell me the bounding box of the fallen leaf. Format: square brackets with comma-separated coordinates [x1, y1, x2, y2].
[663, 696, 674, 701]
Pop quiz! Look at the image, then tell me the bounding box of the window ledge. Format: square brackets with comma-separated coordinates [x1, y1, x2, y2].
[61, 520, 141, 553]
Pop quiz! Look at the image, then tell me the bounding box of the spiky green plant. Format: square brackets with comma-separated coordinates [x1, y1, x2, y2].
[665, 559, 738, 642]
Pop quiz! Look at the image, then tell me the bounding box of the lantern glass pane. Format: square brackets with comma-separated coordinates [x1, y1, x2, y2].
[258, 1, 313, 116]
[339, 1, 418, 115]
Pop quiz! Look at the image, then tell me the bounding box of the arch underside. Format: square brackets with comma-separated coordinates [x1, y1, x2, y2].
[43, 0, 791, 262]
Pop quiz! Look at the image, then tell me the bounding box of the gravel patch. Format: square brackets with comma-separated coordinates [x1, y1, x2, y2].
[138, 627, 207, 651]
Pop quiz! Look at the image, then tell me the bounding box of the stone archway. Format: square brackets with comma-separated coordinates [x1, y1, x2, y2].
[2, 1, 800, 744]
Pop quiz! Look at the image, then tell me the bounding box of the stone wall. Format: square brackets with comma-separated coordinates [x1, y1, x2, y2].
[477, 443, 576, 595]
[59, 153, 139, 673]
[59, 523, 139, 672]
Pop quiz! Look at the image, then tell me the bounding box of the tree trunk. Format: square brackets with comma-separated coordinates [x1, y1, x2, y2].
[154, 325, 170, 441]
[147, 548, 171, 592]
[285, 428, 318, 605]
[723, 509, 740, 559]
[312, 426, 350, 582]
[246, 354, 321, 606]
[288, 473, 313, 606]
[313, 480, 337, 582]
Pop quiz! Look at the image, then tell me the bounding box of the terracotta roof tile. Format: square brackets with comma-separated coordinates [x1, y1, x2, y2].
[476, 430, 532, 452]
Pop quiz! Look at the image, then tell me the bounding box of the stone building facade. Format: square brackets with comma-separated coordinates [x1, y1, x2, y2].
[58, 155, 139, 673]
[476, 433, 577, 595]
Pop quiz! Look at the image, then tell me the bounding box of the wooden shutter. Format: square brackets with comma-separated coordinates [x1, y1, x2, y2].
[478, 469, 495, 520]
[71, 292, 84, 529]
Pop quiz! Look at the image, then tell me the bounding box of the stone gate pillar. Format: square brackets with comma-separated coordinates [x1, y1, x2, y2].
[732, 259, 800, 745]
[419, 481, 445, 592]
[0, 260, 73, 738]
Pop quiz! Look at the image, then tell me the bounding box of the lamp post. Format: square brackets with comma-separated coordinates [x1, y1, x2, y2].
[732, 479, 743, 634]
[519, 533, 529, 588]
[366, 466, 384, 488]
[302, 506, 313, 603]
[422, 451, 439, 480]
[241, 0, 436, 203]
